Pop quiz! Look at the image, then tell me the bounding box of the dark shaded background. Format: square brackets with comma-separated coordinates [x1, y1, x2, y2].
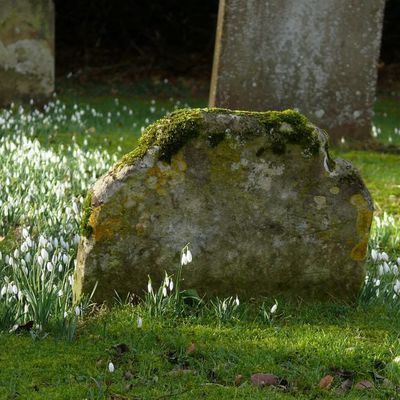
[54, 0, 399, 84]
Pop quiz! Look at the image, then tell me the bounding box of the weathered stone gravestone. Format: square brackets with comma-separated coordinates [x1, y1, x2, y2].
[0, 0, 54, 105]
[209, 0, 385, 143]
[74, 108, 373, 303]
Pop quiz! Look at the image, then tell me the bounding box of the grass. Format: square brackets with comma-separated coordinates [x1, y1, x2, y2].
[0, 81, 400, 399]
[1, 303, 400, 399]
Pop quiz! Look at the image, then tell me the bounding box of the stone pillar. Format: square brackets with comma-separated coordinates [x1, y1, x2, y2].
[209, 0, 385, 143]
[0, 0, 54, 105]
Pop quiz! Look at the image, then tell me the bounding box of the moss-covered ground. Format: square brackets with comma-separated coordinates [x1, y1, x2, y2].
[1, 82, 400, 399]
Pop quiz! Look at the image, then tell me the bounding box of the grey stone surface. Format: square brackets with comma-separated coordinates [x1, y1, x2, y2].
[0, 0, 54, 105]
[209, 0, 385, 143]
[74, 108, 373, 303]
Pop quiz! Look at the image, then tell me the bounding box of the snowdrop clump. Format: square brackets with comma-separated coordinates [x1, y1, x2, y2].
[361, 213, 400, 305]
[0, 103, 118, 332]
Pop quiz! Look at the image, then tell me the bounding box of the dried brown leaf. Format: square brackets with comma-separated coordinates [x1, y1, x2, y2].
[319, 375, 334, 389]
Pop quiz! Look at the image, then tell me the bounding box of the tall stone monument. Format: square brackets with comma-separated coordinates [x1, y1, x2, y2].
[0, 0, 54, 105]
[209, 0, 385, 143]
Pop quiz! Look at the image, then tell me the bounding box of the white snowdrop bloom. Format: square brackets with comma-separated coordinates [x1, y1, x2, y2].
[64, 311, 68, 318]
[186, 249, 193, 263]
[383, 262, 390, 274]
[270, 303, 278, 314]
[58, 264, 63, 272]
[62, 254, 68, 264]
[235, 295, 240, 306]
[393, 265, 399, 275]
[147, 279, 153, 294]
[21, 242, 28, 253]
[381, 252, 389, 262]
[397, 257, 400, 266]
[0, 286, 6, 298]
[75, 306, 81, 316]
[24, 253, 31, 263]
[38, 255, 43, 266]
[13, 249, 19, 259]
[24, 304, 29, 314]
[394, 280, 400, 294]
[378, 264, 384, 276]
[46, 262, 53, 272]
[22, 228, 29, 239]
[137, 317, 143, 328]
[181, 252, 188, 266]
[41, 248, 49, 261]
[375, 279, 381, 287]
[58, 289, 63, 297]
[162, 286, 167, 297]
[371, 249, 378, 261]
[72, 201, 79, 215]
[12, 284, 18, 295]
[8, 257, 14, 267]
[68, 275, 74, 286]
[108, 362, 115, 373]
[169, 279, 174, 291]
[39, 235, 47, 247]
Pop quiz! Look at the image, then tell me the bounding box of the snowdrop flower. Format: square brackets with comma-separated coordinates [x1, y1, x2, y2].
[383, 262, 390, 274]
[162, 286, 167, 297]
[397, 257, 400, 266]
[41, 248, 49, 261]
[22, 228, 29, 239]
[46, 262, 53, 272]
[68, 275, 74, 286]
[270, 302, 278, 314]
[371, 249, 378, 261]
[75, 306, 81, 316]
[147, 278, 153, 294]
[58, 289, 63, 297]
[108, 362, 115, 373]
[24, 304, 29, 314]
[64, 311, 68, 318]
[235, 295, 240, 306]
[62, 254, 68, 264]
[381, 252, 389, 262]
[169, 279, 174, 291]
[137, 317, 143, 328]
[394, 280, 400, 294]
[181, 252, 188, 266]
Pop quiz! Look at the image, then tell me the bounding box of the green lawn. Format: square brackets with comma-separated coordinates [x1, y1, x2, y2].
[1, 303, 400, 399]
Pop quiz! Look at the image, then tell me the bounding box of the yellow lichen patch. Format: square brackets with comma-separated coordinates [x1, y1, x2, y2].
[330, 186, 340, 195]
[350, 194, 373, 261]
[313, 196, 326, 210]
[89, 207, 123, 242]
[93, 218, 123, 242]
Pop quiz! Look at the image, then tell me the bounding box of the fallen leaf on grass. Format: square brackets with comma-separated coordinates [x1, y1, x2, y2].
[234, 374, 244, 386]
[251, 373, 279, 387]
[112, 343, 130, 355]
[186, 342, 196, 354]
[336, 379, 353, 395]
[111, 394, 128, 400]
[0, 236, 4, 242]
[319, 375, 334, 389]
[124, 371, 134, 380]
[355, 380, 374, 390]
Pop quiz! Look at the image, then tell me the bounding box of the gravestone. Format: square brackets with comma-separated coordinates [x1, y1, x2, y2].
[0, 0, 54, 105]
[209, 0, 385, 143]
[74, 108, 373, 303]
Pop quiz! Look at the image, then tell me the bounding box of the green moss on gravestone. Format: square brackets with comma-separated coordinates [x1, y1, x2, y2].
[80, 190, 93, 237]
[114, 108, 321, 172]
